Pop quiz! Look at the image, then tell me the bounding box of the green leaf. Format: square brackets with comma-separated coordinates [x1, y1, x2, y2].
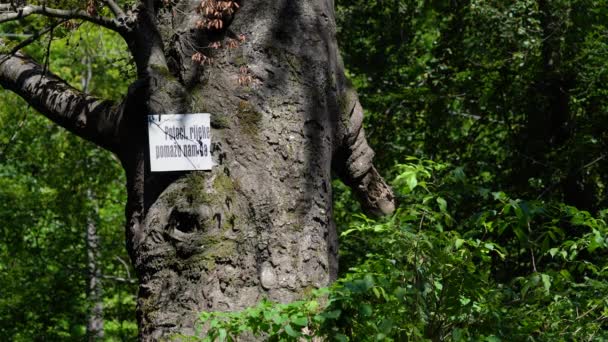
[452, 328, 464, 341]
[291, 316, 308, 327]
[334, 334, 348, 342]
[405, 171, 418, 191]
[322, 310, 341, 320]
[587, 231, 605, 252]
[394, 287, 406, 300]
[455, 238, 465, 249]
[548, 248, 559, 257]
[219, 328, 227, 341]
[284, 324, 300, 337]
[434, 280, 443, 291]
[359, 304, 372, 317]
[513, 227, 527, 242]
[436, 197, 447, 212]
[378, 318, 393, 334]
[459, 296, 471, 305]
[272, 314, 287, 325]
[541, 273, 551, 292]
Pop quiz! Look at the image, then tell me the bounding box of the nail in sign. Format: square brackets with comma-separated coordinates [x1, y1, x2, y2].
[148, 114, 213, 171]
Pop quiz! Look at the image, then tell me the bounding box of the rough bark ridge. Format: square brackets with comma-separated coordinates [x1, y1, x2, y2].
[0, 0, 394, 340]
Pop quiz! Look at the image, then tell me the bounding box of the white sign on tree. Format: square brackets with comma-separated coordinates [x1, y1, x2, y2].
[148, 113, 213, 171]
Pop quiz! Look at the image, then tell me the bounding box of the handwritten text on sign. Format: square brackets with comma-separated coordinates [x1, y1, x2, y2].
[148, 113, 213, 171]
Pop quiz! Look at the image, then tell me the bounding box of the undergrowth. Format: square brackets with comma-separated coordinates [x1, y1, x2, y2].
[182, 157, 608, 341]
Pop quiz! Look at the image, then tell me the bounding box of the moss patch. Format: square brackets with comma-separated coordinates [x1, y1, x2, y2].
[234, 55, 248, 67]
[211, 114, 231, 129]
[184, 173, 211, 204]
[150, 63, 175, 80]
[206, 240, 237, 260]
[162, 190, 180, 208]
[189, 86, 208, 111]
[236, 100, 262, 136]
[189, 87, 231, 128]
[298, 285, 317, 297]
[191, 238, 238, 271]
[284, 53, 303, 83]
[222, 214, 237, 232]
[213, 173, 236, 194]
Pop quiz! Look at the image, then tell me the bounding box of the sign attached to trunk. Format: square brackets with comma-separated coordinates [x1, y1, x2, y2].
[148, 113, 213, 172]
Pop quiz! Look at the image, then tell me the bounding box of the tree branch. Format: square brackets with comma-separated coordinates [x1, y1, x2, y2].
[334, 82, 395, 216]
[0, 5, 126, 34]
[0, 52, 124, 153]
[101, 0, 126, 18]
[101, 274, 137, 284]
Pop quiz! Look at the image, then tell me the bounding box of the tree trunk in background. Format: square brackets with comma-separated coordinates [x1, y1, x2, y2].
[117, 1, 393, 340]
[86, 190, 104, 341]
[520, 0, 595, 209]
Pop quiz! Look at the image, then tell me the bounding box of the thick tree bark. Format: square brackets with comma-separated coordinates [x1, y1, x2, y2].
[0, 0, 394, 340]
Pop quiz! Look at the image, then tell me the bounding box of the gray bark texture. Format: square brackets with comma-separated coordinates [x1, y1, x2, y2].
[86, 190, 105, 341]
[0, 0, 394, 340]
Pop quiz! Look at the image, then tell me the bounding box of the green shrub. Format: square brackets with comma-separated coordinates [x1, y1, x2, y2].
[187, 158, 608, 341]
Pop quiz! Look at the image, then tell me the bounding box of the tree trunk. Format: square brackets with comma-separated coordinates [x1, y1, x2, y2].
[0, 1, 393, 340]
[518, 0, 576, 201]
[119, 1, 393, 339]
[86, 190, 105, 341]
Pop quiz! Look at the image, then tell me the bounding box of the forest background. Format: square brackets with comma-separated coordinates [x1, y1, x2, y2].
[1, 0, 607, 340]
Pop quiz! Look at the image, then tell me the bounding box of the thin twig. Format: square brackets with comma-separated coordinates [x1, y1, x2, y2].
[41, 23, 54, 77]
[115, 255, 133, 281]
[537, 153, 607, 200]
[0, 19, 67, 65]
[0, 105, 29, 162]
[0, 5, 125, 33]
[531, 248, 537, 272]
[101, 274, 137, 284]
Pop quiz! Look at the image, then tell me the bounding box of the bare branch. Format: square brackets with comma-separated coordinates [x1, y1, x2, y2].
[101, 274, 137, 284]
[101, 0, 126, 18]
[0, 5, 126, 34]
[0, 52, 124, 152]
[115, 255, 132, 280]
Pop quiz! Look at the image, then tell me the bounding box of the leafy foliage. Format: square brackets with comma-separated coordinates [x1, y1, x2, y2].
[192, 159, 608, 341]
[337, 0, 608, 212]
[0, 23, 136, 341]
